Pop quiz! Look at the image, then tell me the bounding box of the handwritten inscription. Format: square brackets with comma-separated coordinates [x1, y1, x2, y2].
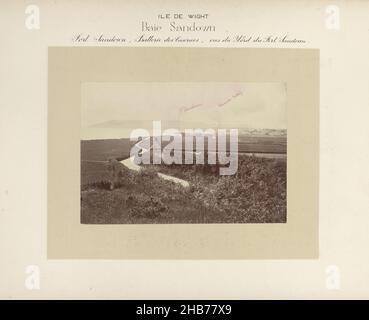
[71, 12, 306, 45]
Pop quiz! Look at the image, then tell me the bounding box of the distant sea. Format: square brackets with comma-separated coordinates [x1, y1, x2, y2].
[81, 127, 287, 140]
[81, 128, 137, 140]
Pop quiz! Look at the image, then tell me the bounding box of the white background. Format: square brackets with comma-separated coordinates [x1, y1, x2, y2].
[0, 0, 368, 299]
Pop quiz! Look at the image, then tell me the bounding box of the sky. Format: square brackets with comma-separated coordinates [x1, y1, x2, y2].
[81, 82, 287, 134]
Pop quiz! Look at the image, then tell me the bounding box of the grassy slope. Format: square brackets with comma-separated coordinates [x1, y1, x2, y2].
[144, 155, 287, 223]
[81, 139, 132, 186]
[81, 168, 218, 224]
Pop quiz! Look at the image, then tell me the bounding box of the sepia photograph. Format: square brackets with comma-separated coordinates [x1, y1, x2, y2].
[81, 82, 287, 224]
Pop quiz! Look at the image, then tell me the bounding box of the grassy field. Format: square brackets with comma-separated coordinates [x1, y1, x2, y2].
[81, 136, 287, 224]
[81, 138, 132, 186]
[238, 135, 286, 154]
[81, 168, 219, 224]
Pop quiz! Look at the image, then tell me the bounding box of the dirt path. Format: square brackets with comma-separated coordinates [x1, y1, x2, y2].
[120, 136, 190, 188]
[157, 172, 190, 188]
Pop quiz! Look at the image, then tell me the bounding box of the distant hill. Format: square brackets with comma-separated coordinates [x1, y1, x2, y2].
[239, 128, 287, 136]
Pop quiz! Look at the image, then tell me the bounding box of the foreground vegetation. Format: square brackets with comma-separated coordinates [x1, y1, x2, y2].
[81, 153, 286, 224]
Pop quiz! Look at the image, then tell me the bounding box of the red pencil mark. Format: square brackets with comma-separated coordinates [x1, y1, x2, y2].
[179, 90, 243, 111]
[218, 98, 232, 107]
[232, 91, 243, 98]
[180, 103, 202, 112]
[218, 90, 243, 107]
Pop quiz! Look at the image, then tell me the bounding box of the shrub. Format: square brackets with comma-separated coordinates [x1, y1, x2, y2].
[127, 194, 168, 219]
[106, 158, 135, 190]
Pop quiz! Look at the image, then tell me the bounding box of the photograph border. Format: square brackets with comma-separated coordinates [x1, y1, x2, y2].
[48, 47, 319, 259]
